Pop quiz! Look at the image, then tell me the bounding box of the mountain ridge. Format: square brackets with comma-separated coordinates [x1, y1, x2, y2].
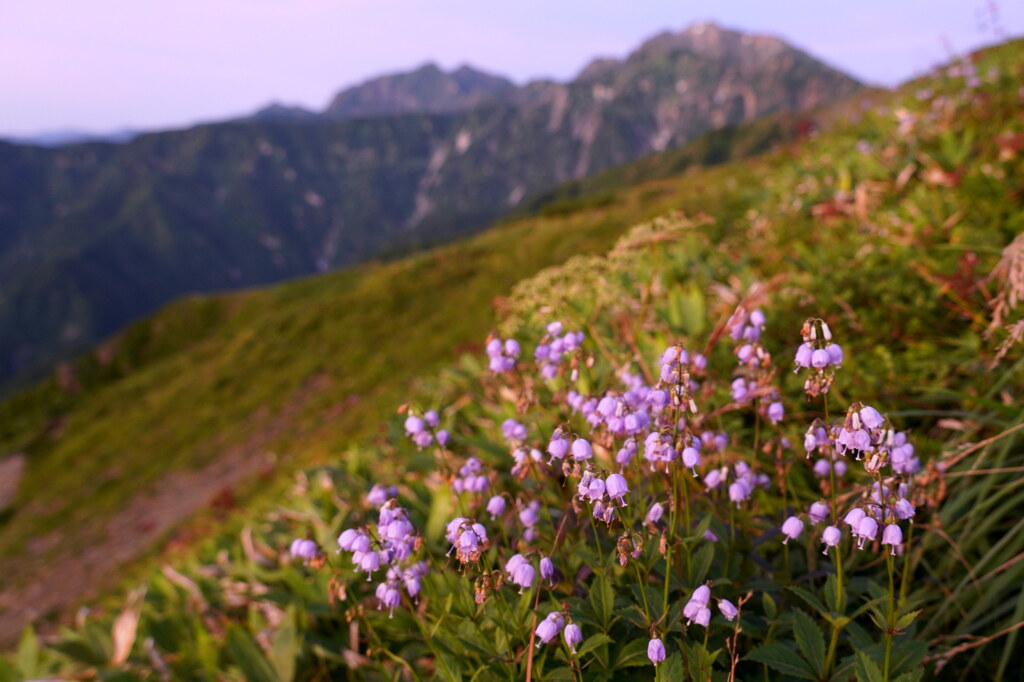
[0, 22, 862, 388]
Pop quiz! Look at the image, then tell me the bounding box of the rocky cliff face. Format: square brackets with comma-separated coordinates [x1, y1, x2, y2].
[0, 22, 861, 387]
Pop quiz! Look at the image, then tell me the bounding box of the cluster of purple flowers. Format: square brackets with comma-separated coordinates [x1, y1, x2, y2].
[404, 409, 449, 449]
[794, 318, 844, 397]
[683, 584, 713, 627]
[832, 403, 920, 475]
[727, 308, 787, 426]
[453, 457, 489, 494]
[658, 345, 704, 414]
[573, 469, 629, 524]
[373, 561, 429, 617]
[534, 611, 564, 646]
[501, 418, 528, 443]
[534, 321, 585, 378]
[445, 517, 490, 563]
[804, 423, 849, 478]
[518, 500, 541, 542]
[288, 538, 320, 563]
[784, 481, 916, 557]
[702, 461, 770, 507]
[337, 501, 424, 616]
[533, 608, 583, 653]
[505, 553, 536, 593]
[727, 308, 766, 343]
[486, 337, 520, 373]
[367, 484, 399, 507]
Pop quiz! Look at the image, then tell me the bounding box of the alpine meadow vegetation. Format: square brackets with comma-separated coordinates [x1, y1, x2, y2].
[3, 39, 1024, 682]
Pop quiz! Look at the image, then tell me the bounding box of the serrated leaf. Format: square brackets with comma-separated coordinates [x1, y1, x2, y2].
[746, 642, 817, 680]
[762, 592, 778, 619]
[866, 609, 888, 633]
[793, 610, 826, 677]
[576, 633, 613, 658]
[895, 610, 921, 630]
[225, 626, 280, 682]
[542, 668, 575, 681]
[662, 651, 685, 682]
[789, 586, 829, 618]
[855, 651, 885, 682]
[890, 638, 928, 677]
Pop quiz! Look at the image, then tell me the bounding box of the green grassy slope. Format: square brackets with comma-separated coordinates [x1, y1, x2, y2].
[0, 129, 766, 643]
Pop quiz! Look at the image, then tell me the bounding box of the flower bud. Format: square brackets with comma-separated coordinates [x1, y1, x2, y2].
[606, 473, 629, 503]
[781, 516, 804, 544]
[571, 439, 593, 461]
[809, 501, 829, 524]
[647, 637, 666, 666]
[881, 524, 903, 554]
[563, 623, 582, 653]
[821, 525, 842, 553]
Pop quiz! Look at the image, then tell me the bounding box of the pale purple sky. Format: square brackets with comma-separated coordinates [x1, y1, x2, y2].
[2, 0, 1021, 136]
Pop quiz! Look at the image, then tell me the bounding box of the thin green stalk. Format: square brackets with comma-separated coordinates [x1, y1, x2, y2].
[662, 538, 673, 618]
[899, 524, 914, 608]
[823, 544, 844, 677]
[884, 552, 895, 681]
[633, 561, 653, 623]
[681, 470, 692, 582]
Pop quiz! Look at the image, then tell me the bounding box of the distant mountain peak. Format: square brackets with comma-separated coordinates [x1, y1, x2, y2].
[636, 22, 787, 62]
[324, 62, 516, 118]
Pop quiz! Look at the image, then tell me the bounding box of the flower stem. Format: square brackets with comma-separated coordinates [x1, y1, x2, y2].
[633, 561, 653, 624]
[884, 552, 895, 681]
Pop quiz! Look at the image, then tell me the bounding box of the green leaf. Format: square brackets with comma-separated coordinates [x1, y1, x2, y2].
[822, 614, 851, 630]
[576, 633, 613, 658]
[746, 642, 817, 680]
[692, 542, 714, 586]
[895, 610, 921, 630]
[426, 481, 454, 542]
[662, 651, 685, 682]
[762, 592, 778, 620]
[892, 671, 923, 682]
[855, 651, 884, 682]
[866, 608, 888, 633]
[541, 668, 575, 681]
[793, 610, 826, 677]
[824, 574, 845, 613]
[890, 638, 928, 677]
[15, 627, 38, 677]
[434, 648, 465, 682]
[268, 607, 300, 682]
[0, 659, 22, 682]
[613, 636, 652, 669]
[50, 634, 108, 667]
[589, 575, 616, 630]
[225, 626, 281, 682]
[789, 586, 829, 618]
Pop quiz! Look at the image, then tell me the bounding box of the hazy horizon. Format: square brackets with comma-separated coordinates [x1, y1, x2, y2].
[3, 0, 1021, 138]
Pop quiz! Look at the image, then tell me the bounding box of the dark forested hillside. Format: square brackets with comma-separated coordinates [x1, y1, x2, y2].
[0, 23, 861, 387]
